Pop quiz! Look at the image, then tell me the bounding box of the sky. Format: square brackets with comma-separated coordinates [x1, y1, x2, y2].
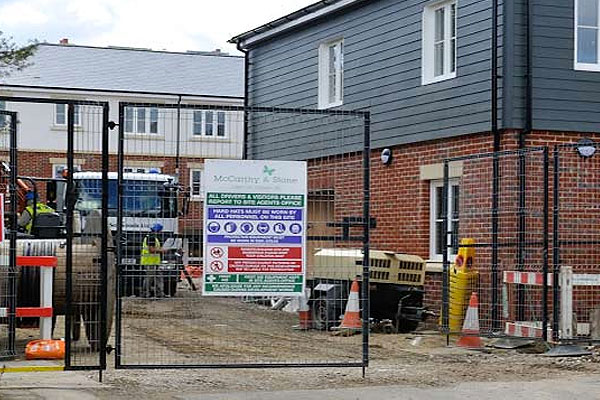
[0, 0, 318, 55]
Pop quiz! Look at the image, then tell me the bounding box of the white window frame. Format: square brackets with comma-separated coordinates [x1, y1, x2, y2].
[190, 168, 204, 200]
[318, 38, 344, 109]
[54, 104, 81, 126]
[422, 0, 457, 85]
[191, 110, 227, 138]
[575, 0, 600, 71]
[124, 106, 159, 134]
[429, 179, 460, 261]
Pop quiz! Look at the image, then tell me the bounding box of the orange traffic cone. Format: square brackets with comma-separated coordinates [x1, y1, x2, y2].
[456, 292, 483, 349]
[293, 292, 312, 330]
[334, 278, 362, 333]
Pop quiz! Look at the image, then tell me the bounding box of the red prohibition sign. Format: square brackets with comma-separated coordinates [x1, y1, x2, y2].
[210, 247, 225, 259]
[210, 260, 224, 272]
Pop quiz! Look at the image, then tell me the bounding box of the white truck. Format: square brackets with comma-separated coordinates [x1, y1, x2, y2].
[71, 171, 187, 296]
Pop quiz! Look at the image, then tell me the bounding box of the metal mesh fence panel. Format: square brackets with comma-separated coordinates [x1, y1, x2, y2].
[0, 99, 108, 370]
[115, 103, 369, 368]
[555, 143, 600, 343]
[442, 148, 549, 340]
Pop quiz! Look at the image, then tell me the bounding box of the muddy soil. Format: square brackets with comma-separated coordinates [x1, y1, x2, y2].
[10, 282, 600, 398]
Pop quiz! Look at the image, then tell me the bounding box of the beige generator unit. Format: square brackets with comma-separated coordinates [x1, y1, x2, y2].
[309, 248, 427, 332]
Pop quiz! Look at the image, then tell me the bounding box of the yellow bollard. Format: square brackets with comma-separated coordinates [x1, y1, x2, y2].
[442, 238, 479, 332]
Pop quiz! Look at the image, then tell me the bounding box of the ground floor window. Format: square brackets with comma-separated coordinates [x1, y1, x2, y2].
[190, 169, 204, 200]
[430, 179, 460, 260]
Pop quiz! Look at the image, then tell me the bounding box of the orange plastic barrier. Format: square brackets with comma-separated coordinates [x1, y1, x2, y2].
[25, 339, 65, 360]
[183, 265, 202, 279]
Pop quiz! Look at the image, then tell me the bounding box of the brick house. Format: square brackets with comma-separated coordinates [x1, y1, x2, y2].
[0, 42, 245, 260]
[230, 0, 600, 326]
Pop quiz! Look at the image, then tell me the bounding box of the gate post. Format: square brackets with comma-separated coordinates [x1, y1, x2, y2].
[8, 111, 18, 359]
[552, 146, 560, 341]
[442, 160, 449, 340]
[100, 102, 110, 378]
[491, 151, 500, 331]
[64, 103, 75, 369]
[361, 111, 371, 375]
[542, 147, 549, 342]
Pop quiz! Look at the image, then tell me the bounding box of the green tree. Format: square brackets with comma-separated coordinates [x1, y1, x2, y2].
[0, 32, 37, 77]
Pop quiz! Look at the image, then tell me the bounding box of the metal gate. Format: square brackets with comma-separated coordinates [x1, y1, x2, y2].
[441, 147, 551, 340]
[114, 102, 370, 369]
[0, 97, 110, 373]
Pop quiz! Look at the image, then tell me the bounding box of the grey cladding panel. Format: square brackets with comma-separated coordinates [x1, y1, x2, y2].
[247, 0, 500, 160]
[512, 0, 600, 132]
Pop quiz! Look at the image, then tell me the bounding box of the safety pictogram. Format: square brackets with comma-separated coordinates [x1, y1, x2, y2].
[210, 247, 225, 259]
[210, 260, 224, 272]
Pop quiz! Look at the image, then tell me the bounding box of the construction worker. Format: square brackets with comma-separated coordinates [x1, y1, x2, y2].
[142, 223, 165, 298]
[18, 191, 55, 234]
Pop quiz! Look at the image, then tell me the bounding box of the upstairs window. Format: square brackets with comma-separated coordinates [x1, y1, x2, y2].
[318, 38, 344, 109]
[192, 111, 227, 137]
[575, 0, 600, 70]
[0, 101, 6, 130]
[124, 107, 159, 134]
[55, 104, 81, 126]
[423, 1, 457, 85]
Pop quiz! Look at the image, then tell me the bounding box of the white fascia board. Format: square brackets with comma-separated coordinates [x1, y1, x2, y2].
[0, 86, 243, 105]
[240, 0, 364, 48]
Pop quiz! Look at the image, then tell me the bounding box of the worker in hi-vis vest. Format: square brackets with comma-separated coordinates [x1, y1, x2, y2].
[142, 223, 166, 298]
[18, 191, 55, 234]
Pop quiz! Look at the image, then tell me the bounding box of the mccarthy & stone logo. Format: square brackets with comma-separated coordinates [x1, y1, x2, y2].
[213, 165, 299, 185]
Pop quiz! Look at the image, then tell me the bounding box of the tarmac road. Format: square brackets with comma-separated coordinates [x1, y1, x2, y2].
[1, 372, 600, 400]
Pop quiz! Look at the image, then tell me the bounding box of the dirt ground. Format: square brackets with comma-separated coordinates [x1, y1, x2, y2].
[8, 281, 600, 398]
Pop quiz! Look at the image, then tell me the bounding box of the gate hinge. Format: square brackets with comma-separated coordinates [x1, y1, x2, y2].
[106, 344, 115, 354]
[108, 121, 118, 130]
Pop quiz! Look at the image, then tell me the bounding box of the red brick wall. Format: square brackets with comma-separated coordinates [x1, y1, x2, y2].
[306, 129, 600, 332]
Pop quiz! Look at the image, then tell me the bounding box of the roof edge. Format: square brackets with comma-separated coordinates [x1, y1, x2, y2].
[38, 42, 244, 59]
[230, 0, 365, 48]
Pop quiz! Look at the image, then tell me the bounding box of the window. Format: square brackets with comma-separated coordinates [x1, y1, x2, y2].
[124, 106, 159, 134]
[422, 1, 457, 84]
[216, 112, 225, 137]
[205, 112, 213, 136]
[190, 169, 204, 200]
[575, 0, 600, 70]
[430, 180, 460, 260]
[191, 111, 227, 137]
[318, 38, 344, 109]
[193, 111, 203, 135]
[0, 101, 6, 130]
[55, 104, 81, 126]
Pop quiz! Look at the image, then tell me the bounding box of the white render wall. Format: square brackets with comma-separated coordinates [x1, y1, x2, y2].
[2, 88, 244, 160]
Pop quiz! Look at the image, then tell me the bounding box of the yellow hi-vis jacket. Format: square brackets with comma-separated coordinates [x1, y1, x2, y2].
[141, 236, 161, 266]
[24, 203, 55, 233]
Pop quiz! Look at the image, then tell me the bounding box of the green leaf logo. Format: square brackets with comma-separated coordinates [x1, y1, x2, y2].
[263, 165, 275, 176]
